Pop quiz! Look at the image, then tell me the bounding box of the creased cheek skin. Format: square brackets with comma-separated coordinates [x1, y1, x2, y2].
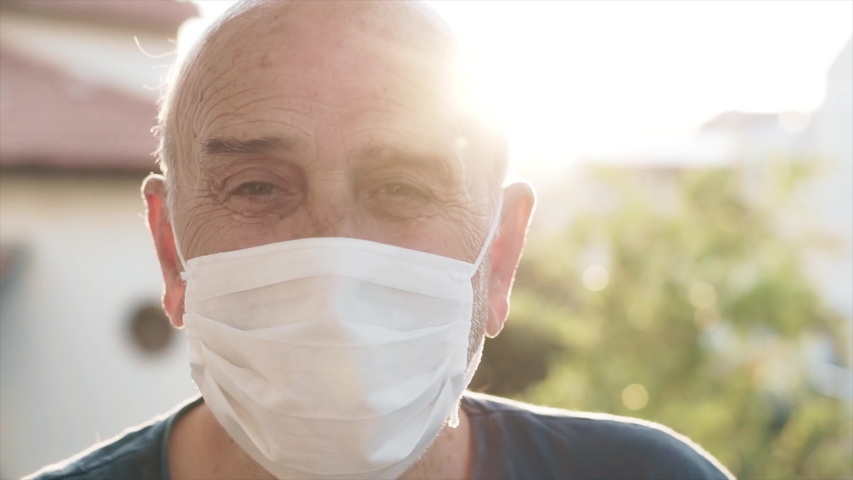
[179, 202, 234, 261]
[444, 197, 492, 263]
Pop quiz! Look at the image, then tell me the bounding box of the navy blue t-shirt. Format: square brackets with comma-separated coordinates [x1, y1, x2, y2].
[26, 392, 733, 479]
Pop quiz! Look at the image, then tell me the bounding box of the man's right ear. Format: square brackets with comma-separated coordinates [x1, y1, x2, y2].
[142, 174, 185, 328]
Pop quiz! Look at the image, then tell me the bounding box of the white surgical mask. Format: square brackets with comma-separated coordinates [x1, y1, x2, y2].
[176, 196, 503, 480]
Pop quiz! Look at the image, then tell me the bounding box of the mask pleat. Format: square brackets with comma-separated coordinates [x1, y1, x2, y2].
[190, 336, 467, 476]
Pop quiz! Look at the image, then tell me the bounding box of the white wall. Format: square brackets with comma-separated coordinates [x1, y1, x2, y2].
[0, 173, 197, 478]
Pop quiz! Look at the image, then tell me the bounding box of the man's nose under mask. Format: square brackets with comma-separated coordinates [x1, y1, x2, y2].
[174, 195, 503, 480]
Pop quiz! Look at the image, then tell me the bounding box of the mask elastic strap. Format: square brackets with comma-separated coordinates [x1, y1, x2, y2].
[448, 338, 484, 428]
[171, 219, 191, 280]
[470, 193, 504, 273]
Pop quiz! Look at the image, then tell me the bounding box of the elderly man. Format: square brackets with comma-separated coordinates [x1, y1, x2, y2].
[29, 1, 732, 479]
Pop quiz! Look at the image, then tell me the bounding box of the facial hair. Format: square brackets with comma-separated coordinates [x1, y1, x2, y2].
[398, 255, 491, 480]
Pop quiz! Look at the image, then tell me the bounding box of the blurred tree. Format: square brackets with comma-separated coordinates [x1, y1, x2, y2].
[471, 161, 853, 479]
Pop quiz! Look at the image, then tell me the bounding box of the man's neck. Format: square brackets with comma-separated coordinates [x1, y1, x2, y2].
[168, 401, 473, 480]
[401, 404, 474, 480]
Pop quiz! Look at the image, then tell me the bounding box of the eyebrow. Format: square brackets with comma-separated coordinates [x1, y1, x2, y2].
[197, 135, 463, 185]
[199, 136, 295, 156]
[356, 143, 462, 184]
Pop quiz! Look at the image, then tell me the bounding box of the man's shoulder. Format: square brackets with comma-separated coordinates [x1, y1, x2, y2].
[463, 392, 734, 479]
[24, 397, 202, 480]
[23, 422, 164, 480]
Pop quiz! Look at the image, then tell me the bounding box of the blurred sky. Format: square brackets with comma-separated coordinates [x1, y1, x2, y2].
[179, 0, 853, 174]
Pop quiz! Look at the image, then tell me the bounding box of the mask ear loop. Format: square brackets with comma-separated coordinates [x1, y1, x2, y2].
[171, 219, 192, 281]
[450, 194, 503, 426]
[469, 193, 505, 275]
[448, 338, 485, 428]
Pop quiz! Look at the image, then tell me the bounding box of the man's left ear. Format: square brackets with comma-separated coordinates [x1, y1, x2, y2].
[486, 181, 535, 337]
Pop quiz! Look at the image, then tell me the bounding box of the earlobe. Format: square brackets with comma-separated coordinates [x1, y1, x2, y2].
[486, 181, 536, 338]
[142, 174, 186, 327]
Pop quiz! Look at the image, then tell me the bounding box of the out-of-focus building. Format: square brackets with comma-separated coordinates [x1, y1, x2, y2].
[677, 39, 852, 322]
[798, 38, 853, 323]
[0, 1, 199, 478]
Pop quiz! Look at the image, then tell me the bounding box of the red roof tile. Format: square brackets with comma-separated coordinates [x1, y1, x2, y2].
[0, 46, 160, 172]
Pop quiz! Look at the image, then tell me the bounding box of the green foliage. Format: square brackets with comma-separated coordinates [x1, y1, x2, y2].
[471, 162, 852, 479]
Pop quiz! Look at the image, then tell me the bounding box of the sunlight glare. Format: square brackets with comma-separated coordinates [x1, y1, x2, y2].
[182, 0, 853, 175]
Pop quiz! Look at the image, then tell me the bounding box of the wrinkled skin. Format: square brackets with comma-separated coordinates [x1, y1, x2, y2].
[143, 1, 535, 479]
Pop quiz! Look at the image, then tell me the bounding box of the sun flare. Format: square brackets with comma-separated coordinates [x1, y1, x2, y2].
[181, 0, 853, 175]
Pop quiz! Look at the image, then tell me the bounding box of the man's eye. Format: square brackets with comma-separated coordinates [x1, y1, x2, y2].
[366, 182, 434, 220]
[223, 177, 301, 218]
[234, 182, 277, 196]
[380, 183, 424, 198]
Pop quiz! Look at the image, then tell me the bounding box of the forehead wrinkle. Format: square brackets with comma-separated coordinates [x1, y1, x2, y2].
[196, 93, 317, 148]
[182, 2, 457, 113]
[195, 85, 278, 130]
[188, 11, 449, 109]
[231, 92, 308, 116]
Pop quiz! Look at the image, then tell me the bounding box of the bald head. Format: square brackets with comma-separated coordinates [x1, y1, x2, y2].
[155, 0, 507, 209]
